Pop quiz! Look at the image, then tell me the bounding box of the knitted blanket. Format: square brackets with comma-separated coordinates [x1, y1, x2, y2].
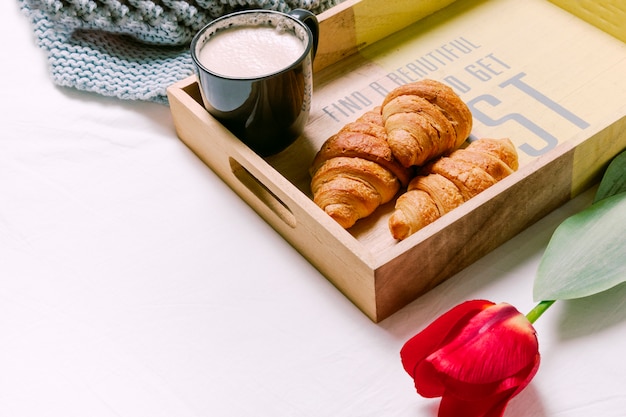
[19, 0, 342, 105]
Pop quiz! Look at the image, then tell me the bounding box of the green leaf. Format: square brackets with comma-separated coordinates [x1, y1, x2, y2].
[594, 148, 626, 203]
[533, 192, 626, 301]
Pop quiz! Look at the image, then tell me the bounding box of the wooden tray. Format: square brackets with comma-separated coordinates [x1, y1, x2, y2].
[168, 0, 626, 322]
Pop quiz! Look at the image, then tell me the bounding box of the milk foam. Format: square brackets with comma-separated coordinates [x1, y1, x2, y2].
[199, 25, 306, 78]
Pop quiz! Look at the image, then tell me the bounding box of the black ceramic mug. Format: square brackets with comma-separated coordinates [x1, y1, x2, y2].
[191, 9, 319, 156]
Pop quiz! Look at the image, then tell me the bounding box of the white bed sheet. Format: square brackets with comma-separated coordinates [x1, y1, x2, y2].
[2, 2, 625, 416]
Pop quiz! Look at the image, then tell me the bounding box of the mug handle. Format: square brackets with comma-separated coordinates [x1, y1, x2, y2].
[289, 9, 319, 60]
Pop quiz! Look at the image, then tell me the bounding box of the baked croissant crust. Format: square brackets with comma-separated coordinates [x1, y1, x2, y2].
[381, 79, 473, 168]
[388, 138, 518, 240]
[310, 107, 412, 229]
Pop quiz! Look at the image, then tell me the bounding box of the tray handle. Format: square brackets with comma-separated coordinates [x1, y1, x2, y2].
[228, 156, 297, 229]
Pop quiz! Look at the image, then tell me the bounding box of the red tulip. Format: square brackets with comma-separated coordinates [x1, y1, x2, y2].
[400, 300, 540, 417]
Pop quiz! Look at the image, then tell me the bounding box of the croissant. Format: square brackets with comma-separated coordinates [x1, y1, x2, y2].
[310, 107, 412, 229]
[388, 138, 519, 240]
[381, 79, 473, 168]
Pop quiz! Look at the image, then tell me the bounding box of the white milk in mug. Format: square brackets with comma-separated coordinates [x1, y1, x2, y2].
[198, 25, 306, 79]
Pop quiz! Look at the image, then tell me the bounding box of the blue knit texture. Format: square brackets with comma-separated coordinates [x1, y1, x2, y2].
[20, 0, 342, 104]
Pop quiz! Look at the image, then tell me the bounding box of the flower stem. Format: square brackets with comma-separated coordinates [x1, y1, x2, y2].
[526, 300, 556, 324]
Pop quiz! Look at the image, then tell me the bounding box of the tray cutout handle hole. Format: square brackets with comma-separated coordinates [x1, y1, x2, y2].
[229, 157, 297, 229]
[182, 81, 204, 106]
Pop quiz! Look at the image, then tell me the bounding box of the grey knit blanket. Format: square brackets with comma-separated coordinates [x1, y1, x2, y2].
[19, 0, 342, 104]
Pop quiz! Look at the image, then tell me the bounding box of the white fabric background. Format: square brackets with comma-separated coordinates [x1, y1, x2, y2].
[2, 2, 625, 416]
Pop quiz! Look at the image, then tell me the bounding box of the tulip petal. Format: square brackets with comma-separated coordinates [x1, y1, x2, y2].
[412, 358, 448, 398]
[429, 304, 538, 385]
[400, 300, 493, 397]
[401, 300, 493, 375]
[436, 359, 540, 403]
[434, 356, 540, 417]
[439, 387, 516, 417]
